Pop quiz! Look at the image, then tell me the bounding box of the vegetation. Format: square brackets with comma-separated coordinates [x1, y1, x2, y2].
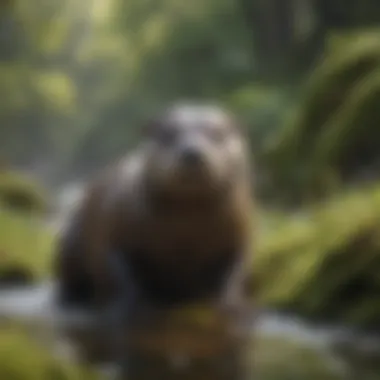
[0, 324, 98, 380]
[264, 32, 380, 205]
[254, 336, 345, 380]
[255, 184, 380, 329]
[0, 207, 54, 285]
[0, 169, 49, 214]
[0, 168, 53, 285]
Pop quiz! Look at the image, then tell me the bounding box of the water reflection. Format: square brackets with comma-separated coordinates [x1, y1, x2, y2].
[0, 284, 251, 379]
[1, 284, 380, 379]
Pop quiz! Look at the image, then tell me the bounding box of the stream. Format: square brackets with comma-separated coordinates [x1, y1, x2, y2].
[1, 282, 380, 379]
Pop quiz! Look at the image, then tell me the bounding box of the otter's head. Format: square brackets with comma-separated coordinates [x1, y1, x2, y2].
[141, 103, 249, 199]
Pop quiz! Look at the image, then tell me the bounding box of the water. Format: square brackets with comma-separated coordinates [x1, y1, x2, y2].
[1, 283, 380, 379]
[0, 283, 347, 344]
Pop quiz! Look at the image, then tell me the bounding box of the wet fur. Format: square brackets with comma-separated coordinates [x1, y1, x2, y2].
[55, 105, 254, 314]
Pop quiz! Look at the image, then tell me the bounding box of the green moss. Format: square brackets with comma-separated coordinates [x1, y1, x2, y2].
[0, 324, 98, 380]
[308, 68, 380, 191]
[253, 336, 344, 380]
[254, 184, 380, 328]
[0, 208, 55, 285]
[264, 31, 380, 204]
[0, 170, 49, 215]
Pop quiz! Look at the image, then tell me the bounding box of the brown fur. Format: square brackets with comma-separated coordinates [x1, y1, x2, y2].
[55, 104, 254, 311]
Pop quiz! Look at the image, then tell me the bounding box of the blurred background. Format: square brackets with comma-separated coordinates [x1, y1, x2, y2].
[1, 0, 380, 379]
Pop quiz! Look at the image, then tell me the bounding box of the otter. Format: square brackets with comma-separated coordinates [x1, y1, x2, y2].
[55, 103, 254, 318]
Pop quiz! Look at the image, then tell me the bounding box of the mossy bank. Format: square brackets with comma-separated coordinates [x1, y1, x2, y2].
[0, 169, 54, 286]
[0, 323, 98, 380]
[255, 183, 380, 330]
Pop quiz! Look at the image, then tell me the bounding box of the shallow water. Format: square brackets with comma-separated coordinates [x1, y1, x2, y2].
[1, 283, 380, 379]
[0, 282, 353, 344]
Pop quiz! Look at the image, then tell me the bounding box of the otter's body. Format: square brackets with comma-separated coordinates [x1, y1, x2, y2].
[55, 104, 254, 312]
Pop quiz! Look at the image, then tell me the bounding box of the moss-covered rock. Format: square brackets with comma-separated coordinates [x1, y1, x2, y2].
[0, 208, 55, 286]
[0, 169, 49, 215]
[264, 31, 380, 205]
[0, 324, 98, 380]
[254, 183, 380, 329]
[254, 335, 345, 380]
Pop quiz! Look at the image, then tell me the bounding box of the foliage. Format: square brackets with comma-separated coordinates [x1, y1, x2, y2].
[0, 169, 49, 214]
[0, 208, 54, 285]
[66, 0, 260, 174]
[2, 0, 380, 183]
[0, 324, 98, 380]
[254, 184, 380, 329]
[264, 31, 380, 205]
[254, 336, 344, 380]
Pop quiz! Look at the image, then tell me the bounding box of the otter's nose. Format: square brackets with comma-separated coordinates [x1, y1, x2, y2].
[180, 146, 204, 167]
